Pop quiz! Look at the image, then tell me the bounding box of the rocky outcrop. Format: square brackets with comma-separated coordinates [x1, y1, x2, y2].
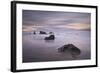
[33, 31, 36, 34]
[44, 35, 55, 40]
[58, 44, 81, 56]
[39, 31, 47, 34]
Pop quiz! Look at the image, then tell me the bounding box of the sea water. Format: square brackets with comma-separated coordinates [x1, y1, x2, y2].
[22, 30, 91, 63]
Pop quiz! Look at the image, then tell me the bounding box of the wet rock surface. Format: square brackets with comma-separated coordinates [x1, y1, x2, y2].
[45, 35, 55, 40]
[58, 44, 81, 58]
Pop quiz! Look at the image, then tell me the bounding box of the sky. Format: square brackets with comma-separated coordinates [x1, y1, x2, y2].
[22, 10, 91, 32]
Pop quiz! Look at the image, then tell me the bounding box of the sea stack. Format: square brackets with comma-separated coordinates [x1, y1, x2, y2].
[33, 31, 36, 34]
[39, 31, 46, 34]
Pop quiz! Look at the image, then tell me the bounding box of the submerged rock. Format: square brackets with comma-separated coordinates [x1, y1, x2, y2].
[45, 35, 55, 40]
[39, 31, 46, 34]
[58, 44, 81, 55]
[49, 32, 53, 34]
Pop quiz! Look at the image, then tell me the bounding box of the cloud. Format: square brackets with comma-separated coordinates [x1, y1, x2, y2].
[22, 10, 91, 31]
[57, 23, 90, 30]
[22, 25, 37, 32]
[67, 23, 90, 30]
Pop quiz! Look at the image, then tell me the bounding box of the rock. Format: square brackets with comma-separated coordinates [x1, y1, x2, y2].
[58, 44, 81, 55]
[39, 31, 46, 34]
[44, 35, 55, 40]
[33, 31, 36, 34]
[49, 32, 53, 34]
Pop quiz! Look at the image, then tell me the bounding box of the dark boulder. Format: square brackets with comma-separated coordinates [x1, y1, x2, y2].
[58, 44, 81, 55]
[33, 31, 36, 34]
[39, 31, 46, 34]
[45, 35, 55, 40]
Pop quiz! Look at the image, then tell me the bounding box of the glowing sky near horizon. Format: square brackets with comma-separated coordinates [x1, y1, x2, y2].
[22, 10, 91, 32]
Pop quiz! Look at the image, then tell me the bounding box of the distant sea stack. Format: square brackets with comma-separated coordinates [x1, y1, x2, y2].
[49, 32, 53, 34]
[39, 31, 47, 34]
[58, 44, 81, 55]
[33, 31, 36, 34]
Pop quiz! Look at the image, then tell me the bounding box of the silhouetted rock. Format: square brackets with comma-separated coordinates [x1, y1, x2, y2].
[49, 32, 53, 34]
[58, 44, 81, 55]
[45, 35, 55, 40]
[33, 31, 36, 34]
[39, 31, 46, 34]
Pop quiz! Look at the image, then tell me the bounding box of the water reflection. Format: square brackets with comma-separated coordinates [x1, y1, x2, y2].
[44, 40, 55, 43]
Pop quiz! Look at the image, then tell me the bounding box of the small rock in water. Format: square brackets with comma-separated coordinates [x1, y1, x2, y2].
[33, 31, 36, 34]
[39, 31, 47, 34]
[44, 35, 55, 40]
[58, 44, 81, 56]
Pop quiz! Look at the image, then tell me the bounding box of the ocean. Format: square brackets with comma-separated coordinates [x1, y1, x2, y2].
[22, 29, 91, 63]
